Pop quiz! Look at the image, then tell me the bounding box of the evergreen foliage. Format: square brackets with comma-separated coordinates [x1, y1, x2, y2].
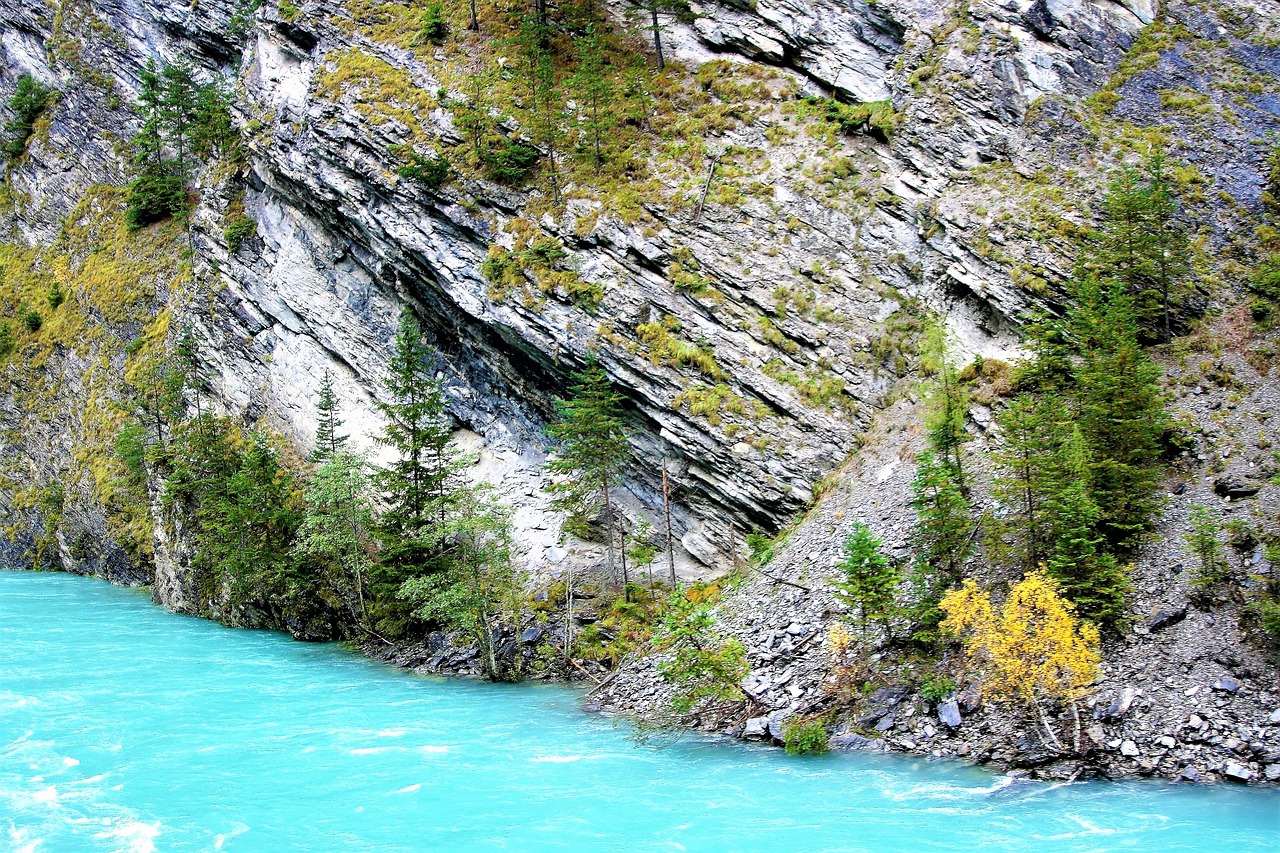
[312, 369, 348, 463]
[1187, 504, 1230, 592]
[295, 450, 375, 629]
[654, 590, 749, 713]
[1086, 155, 1192, 343]
[4, 75, 55, 162]
[399, 484, 527, 680]
[545, 356, 630, 587]
[371, 309, 462, 637]
[920, 320, 970, 488]
[832, 523, 899, 639]
[126, 59, 237, 231]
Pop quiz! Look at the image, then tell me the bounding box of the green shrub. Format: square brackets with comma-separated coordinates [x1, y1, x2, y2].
[801, 95, 899, 141]
[485, 139, 540, 184]
[4, 75, 55, 161]
[396, 149, 451, 188]
[1250, 255, 1280, 301]
[417, 1, 449, 44]
[125, 172, 187, 231]
[745, 532, 774, 566]
[223, 215, 257, 252]
[782, 717, 830, 756]
[0, 322, 13, 358]
[919, 674, 957, 703]
[46, 281, 64, 310]
[278, 1, 299, 21]
[22, 308, 42, 333]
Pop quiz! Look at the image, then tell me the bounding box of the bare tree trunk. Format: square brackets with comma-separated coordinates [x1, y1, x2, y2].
[663, 459, 677, 589]
[468, 0, 478, 31]
[564, 562, 574, 663]
[1033, 701, 1065, 752]
[602, 476, 622, 595]
[650, 7, 664, 72]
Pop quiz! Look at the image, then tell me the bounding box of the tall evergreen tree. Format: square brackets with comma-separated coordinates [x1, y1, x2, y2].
[991, 394, 1073, 572]
[1042, 428, 1130, 628]
[371, 309, 463, 636]
[545, 355, 630, 590]
[1070, 281, 1166, 548]
[1089, 156, 1191, 343]
[295, 449, 376, 628]
[312, 369, 348, 463]
[911, 449, 972, 582]
[399, 483, 527, 681]
[570, 28, 615, 170]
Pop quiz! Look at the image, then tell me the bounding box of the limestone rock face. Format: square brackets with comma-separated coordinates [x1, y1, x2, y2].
[0, 0, 1276, 598]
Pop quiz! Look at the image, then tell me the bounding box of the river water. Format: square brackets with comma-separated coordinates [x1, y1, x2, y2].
[1, 571, 1276, 852]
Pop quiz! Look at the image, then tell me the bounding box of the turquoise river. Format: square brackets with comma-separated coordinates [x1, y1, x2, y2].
[2, 571, 1277, 852]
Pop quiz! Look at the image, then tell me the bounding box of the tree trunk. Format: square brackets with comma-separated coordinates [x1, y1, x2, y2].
[602, 475, 620, 592]
[564, 562, 574, 663]
[663, 459, 677, 589]
[650, 7, 664, 72]
[468, 0, 478, 31]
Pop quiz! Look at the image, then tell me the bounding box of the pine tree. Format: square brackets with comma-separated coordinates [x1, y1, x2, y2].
[910, 450, 972, 582]
[545, 355, 630, 591]
[371, 309, 463, 636]
[1070, 282, 1166, 548]
[1187, 504, 1230, 592]
[991, 394, 1073, 571]
[399, 483, 527, 681]
[920, 320, 970, 488]
[1042, 428, 1130, 628]
[627, 0, 691, 71]
[514, 14, 564, 201]
[312, 369, 348, 463]
[295, 450, 377, 628]
[1088, 156, 1191, 343]
[570, 28, 615, 170]
[832, 522, 899, 640]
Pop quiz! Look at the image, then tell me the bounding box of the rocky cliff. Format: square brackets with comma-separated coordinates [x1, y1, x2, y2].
[0, 0, 1278, 781]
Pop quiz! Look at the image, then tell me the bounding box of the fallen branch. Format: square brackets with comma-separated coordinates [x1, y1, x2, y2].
[694, 152, 722, 220]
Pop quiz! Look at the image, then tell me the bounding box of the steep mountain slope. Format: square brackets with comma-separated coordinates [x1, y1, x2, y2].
[0, 0, 1278, 780]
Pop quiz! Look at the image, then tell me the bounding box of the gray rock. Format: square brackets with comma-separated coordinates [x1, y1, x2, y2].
[1120, 740, 1140, 757]
[1212, 676, 1241, 694]
[855, 686, 910, 728]
[1144, 605, 1187, 633]
[743, 716, 770, 740]
[1268, 708, 1280, 725]
[937, 700, 962, 730]
[1106, 687, 1139, 719]
[1223, 762, 1255, 783]
[766, 710, 792, 743]
[1265, 764, 1280, 782]
[520, 626, 544, 644]
[829, 730, 871, 750]
[1178, 766, 1201, 783]
[1213, 475, 1260, 500]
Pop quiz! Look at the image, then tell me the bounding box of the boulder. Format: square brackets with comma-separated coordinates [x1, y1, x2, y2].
[743, 716, 770, 740]
[855, 686, 910, 728]
[1120, 740, 1140, 757]
[1222, 762, 1255, 783]
[1265, 764, 1280, 782]
[520, 626, 544, 644]
[1268, 708, 1280, 724]
[937, 700, 962, 730]
[1212, 675, 1241, 694]
[1213, 474, 1260, 500]
[1144, 604, 1187, 633]
[1178, 766, 1201, 783]
[829, 729, 871, 750]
